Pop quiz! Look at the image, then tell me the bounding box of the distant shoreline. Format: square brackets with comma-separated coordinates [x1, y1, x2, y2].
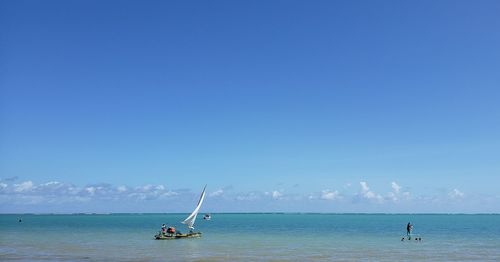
[2, 212, 499, 215]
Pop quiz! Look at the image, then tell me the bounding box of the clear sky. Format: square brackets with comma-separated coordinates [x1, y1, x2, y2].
[1, 0, 499, 213]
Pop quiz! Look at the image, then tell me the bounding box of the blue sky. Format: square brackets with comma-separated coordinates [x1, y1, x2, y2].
[1, 0, 499, 213]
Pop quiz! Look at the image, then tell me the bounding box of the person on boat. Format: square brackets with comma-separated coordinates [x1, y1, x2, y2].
[161, 224, 167, 235]
[167, 226, 176, 235]
[406, 222, 413, 236]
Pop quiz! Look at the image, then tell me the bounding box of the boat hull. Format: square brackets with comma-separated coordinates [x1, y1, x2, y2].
[154, 232, 202, 240]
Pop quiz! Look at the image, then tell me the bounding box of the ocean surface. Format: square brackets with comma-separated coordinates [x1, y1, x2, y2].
[1, 213, 499, 261]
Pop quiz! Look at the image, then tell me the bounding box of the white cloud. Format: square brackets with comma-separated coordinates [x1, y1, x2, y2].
[41, 181, 61, 187]
[14, 181, 34, 192]
[139, 184, 154, 192]
[449, 188, 464, 199]
[160, 191, 178, 197]
[321, 190, 340, 200]
[386, 181, 405, 202]
[85, 187, 96, 195]
[359, 181, 383, 203]
[360, 181, 369, 192]
[209, 189, 224, 197]
[0, 180, 486, 212]
[0, 180, 184, 205]
[235, 191, 261, 201]
[272, 190, 282, 200]
[127, 192, 146, 200]
[387, 192, 397, 202]
[391, 182, 401, 194]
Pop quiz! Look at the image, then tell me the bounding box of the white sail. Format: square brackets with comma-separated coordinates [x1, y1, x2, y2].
[181, 185, 206, 230]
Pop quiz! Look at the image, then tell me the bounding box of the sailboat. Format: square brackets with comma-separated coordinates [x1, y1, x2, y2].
[154, 185, 206, 240]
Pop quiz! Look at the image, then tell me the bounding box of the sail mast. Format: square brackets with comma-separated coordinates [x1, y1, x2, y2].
[181, 185, 206, 230]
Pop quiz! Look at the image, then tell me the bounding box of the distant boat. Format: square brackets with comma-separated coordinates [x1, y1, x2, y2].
[155, 185, 206, 240]
[203, 213, 211, 220]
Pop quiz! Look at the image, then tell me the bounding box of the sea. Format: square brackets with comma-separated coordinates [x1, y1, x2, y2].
[1, 213, 499, 261]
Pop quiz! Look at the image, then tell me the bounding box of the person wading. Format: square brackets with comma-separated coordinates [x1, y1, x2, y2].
[406, 222, 413, 237]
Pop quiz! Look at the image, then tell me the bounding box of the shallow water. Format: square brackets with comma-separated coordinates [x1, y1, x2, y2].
[1, 214, 499, 261]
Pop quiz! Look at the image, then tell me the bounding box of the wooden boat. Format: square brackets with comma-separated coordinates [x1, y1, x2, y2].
[154, 232, 202, 240]
[154, 185, 206, 240]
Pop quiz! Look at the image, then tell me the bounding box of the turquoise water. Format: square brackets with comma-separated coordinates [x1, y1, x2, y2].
[1, 214, 499, 261]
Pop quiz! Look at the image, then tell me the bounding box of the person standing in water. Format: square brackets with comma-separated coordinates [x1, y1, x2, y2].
[406, 222, 413, 236]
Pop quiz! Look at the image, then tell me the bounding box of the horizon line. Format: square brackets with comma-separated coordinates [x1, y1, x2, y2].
[2, 212, 499, 215]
